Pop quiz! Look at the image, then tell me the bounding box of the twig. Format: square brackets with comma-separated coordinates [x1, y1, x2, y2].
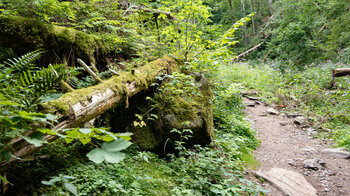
[77, 59, 103, 83]
[109, 68, 120, 76]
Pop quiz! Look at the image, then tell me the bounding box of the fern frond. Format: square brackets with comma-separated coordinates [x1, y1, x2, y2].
[3, 49, 43, 72]
[20, 64, 68, 100]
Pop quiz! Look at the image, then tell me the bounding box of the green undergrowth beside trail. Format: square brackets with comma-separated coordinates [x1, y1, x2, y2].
[225, 61, 350, 150]
[22, 66, 265, 196]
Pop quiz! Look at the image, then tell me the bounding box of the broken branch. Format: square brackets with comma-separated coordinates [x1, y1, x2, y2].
[77, 58, 103, 83]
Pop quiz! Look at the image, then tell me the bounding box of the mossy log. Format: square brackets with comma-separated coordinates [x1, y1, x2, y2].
[0, 15, 132, 68]
[109, 72, 215, 152]
[3, 57, 176, 165]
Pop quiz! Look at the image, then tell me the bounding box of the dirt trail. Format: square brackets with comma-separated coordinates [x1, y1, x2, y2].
[244, 98, 350, 196]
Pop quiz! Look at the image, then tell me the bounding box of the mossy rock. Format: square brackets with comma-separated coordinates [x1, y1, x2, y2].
[0, 15, 132, 68]
[108, 73, 214, 152]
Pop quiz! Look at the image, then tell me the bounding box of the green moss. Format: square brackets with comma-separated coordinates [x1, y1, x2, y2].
[131, 126, 160, 150]
[41, 57, 175, 115]
[0, 15, 129, 66]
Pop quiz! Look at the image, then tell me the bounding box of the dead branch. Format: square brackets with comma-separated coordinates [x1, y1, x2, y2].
[233, 43, 263, 61]
[77, 58, 103, 83]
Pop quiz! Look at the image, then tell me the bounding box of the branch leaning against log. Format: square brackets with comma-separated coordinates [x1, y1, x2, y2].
[77, 58, 103, 83]
[2, 57, 176, 166]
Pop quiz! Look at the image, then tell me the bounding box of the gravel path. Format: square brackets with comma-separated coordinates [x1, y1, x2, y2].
[244, 98, 350, 196]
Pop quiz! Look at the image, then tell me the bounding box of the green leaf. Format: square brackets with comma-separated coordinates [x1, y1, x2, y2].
[0, 174, 9, 184]
[42, 177, 61, 186]
[1, 151, 12, 162]
[65, 137, 74, 144]
[21, 135, 48, 147]
[117, 132, 133, 140]
[86, 148, 105, 164]
[86, 140, 132, 164]
[45, 113, 57, 121]
[79, 128, 92, 134]
[63, 183, 78, 196]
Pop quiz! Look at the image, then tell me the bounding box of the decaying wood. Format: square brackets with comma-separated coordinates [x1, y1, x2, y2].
[60, 80, 74, 92]
[331, 68, 350, 87]
[1, 57, 176, 166]
[233, 43, 262, 61]
[332, 68, 350, 77]
[77, 58, 103, 83]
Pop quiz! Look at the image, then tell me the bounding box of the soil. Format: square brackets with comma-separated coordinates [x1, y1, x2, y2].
[244, 98, 350, 196]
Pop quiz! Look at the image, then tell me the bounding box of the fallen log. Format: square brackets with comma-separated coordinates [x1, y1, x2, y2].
[332, 68, 350, 77]
[2, 57, 176, 166]
[331, 68, 350, 87]
[232, 43, 262, 61]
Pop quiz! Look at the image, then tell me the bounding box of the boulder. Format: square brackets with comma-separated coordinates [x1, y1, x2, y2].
[321, 148, 350, 159]
[254, 168, 317, 196]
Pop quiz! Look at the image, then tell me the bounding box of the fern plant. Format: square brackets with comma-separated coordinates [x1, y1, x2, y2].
[0, 50, 77, 110]
[0, 51, 132, 188]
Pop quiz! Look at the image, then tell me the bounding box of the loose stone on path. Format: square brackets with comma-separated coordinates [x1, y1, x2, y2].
[267, 108, 279, 115]
[321, 148, 350, 159]
[253, 168, 317, 196]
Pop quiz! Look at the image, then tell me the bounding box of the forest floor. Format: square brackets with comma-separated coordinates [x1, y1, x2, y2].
[243, 98, 350, 196]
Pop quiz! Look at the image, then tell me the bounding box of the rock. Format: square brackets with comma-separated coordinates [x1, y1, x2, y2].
[287, 159, 296, 167]
[241, 90, 258, 96]
[294, 116, 307, 125]
[245, 101, 256, 107]
[287, 113, 303, 118]
[280, 121, 288, 126]
[321, 148, 350, 159]
[254, 168, 317, 196]
[267, 108, 279, 115]
[306, 127, 317, 135]
[301, 147, 316, 157]
[246, 96, 261, 101]
[303, 158, 325, 170]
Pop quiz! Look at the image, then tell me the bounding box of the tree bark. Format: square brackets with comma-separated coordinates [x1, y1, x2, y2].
[241, 0, 247, 48]
[227, 0, 234, 24]
[268, 0, 274, 16]
[332, 68, 350, 77]
[331, 68, 350, 88]
[1, 57, 176, 166]
[250, 0, 256, 35]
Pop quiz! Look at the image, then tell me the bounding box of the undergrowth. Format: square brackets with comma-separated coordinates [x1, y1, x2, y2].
[225, 61, 350, 150]
[29, 67, 265, 196]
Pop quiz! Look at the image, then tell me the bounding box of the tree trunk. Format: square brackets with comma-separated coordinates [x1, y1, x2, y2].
[268, 0, 274, 16]
[227, 0, 234, 24]
[1, 57, 176, 166]
[241, 0, 247, 48]
[250, 0, 256, 35]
